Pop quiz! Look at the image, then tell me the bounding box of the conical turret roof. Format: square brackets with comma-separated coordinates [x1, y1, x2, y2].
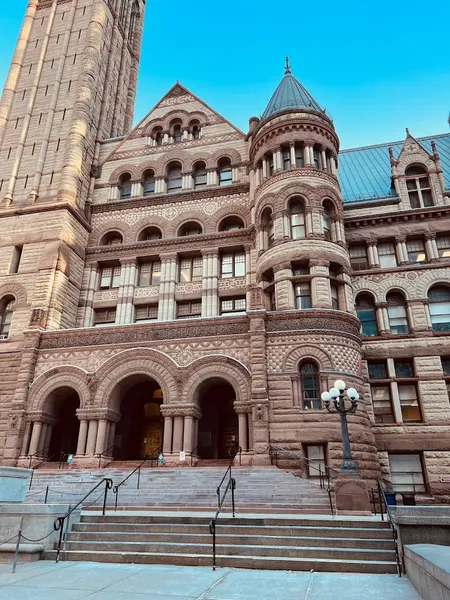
[261, 60, 330, 121]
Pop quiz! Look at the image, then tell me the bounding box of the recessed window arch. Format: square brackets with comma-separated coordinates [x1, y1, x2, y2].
[193, 161, 207, 189]
[355, 293, 378, 337]
[261, 207, 274, 249]
[289, 198, 306, 239]
[138, 226, 162, 242]
[219, 216, 245, 232]
[142, 169, 155, 196]
[386, 291, 409, 335]
[100, 231, 123, 246]
[166, 161, 182, 193]
[217, 157, 232, 186]
[189, 119, 201, 139]
[152, 127, 163, 146]
[428, 285, 450, 332]
[299, 360, 321, 410]
[118, 173, 132, 200]
[0, 295, 15, 339]
[178, 221, 203, 237]
[405, 164, 434, 208]
[322, 199, 334, 241]
[170, 119, 183, 143]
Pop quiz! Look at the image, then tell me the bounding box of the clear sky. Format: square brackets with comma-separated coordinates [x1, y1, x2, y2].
[1, 0, 449, 149]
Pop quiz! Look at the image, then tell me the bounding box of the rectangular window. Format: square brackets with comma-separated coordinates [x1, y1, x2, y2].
[349, 246, 368, 271]
[292, 264, 309, 276]
[406, 239, 426, 263]
[371, 385, 394, 424]
[436, 235, 450, 259]
[138, 261, 161, 287]
[0, 303, 14, 339]
[282, 148, 291, 170]
[220, 297, 246, 315]
[134, 304, 158, 322]
[331, 285, 339, 310]
[176, 300, 202, 319]
[368, 361, 388, 379]
[93, 307, 116, 326]
[221, 252, 245, 278]
[306, 445, 326, 477]
[179, 256, 203, 283]
[395, 360, 414, 379]
[99, 265, 121, 289]
[441, 357, 450, 377]
[398, 384, 421, 422]
[295, 283, 312, 309]
[358, 308, 378, 337]
[9, 246, 23, 274]
[388, 454, 426, 493]
[387, 305, 409, 335]
[295, 146, 304, 168]
[378, 242, 397, 268]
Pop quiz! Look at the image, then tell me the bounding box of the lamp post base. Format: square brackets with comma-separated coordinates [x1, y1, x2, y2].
[340, 458, 359, 475]
[334, 473, 372, 513]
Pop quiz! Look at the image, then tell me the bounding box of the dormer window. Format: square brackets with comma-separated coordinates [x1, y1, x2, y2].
[405, 165, 434, 208]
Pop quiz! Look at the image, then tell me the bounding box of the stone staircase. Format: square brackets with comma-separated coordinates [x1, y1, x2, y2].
[25, 466, 333, 513]
[52, 513, 397, 574]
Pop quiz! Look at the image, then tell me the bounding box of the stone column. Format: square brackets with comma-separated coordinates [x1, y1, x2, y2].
[248, 412, 254, 451]
[289, 143, 296, 167]
[206, 168, 218, 186]
[117, 258, 137, 325]
[130, 181, 141, 198]
[368, 242, 380, 268]
[425, 233, 439, 261]
[172, 416, 184, 454]
[76, 420, 88, 456]
[321, 149, 327, 171]
[85, 420, 98, 455]
[155, 177, 165, 193]
[43, 424, 53, 456]
[194, 419, 199, 451]
[303, 145, 311, 166]
[274, 263, 295, 310]
[107, 422, 116, 453]
[310, 260, 331, 308]
[95, 419, 108, 455]
[262, 158, 268, 179]
[183, 416, 194, 454]
[395, 237, 409, 265]
[38, 424, 48, 454]
[376, 303, 389, 335]
[274, 147, 282, 171]
[202, 249, 219, 318]
[82, 264, 99, 328]
[20, 422, 32, 456]
[238, 413, 248, 452]
[28, 422, 42, 456]
[387, 359, 403, 423]
[158, 253, 178, 321]
[163, 416, 173, 454]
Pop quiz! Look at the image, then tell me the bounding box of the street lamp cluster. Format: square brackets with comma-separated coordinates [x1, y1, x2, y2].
[321, 380, 360, 475]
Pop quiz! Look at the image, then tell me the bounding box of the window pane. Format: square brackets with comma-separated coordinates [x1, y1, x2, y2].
[112, 266, 121, 288]
[192, 257, 203, 280]
[408, 191, 420, 208]
[395, 360, 414, 378]
[389, 454, 425, 493]
[368, 361, 388, 379]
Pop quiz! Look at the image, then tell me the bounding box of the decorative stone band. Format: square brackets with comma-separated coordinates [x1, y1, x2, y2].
[266, 310, 362, 339]
[254, 168, 340, 202]
[160, 403, 202, 419]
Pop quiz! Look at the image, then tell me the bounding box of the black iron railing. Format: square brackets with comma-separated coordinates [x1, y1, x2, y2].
[28, 452, 58, 489]
[208, 447, 239, 569]
[95, 444, 118, 468]
[27, 446, 51, 469]
[375, 477, 404, 576]
[112, 447, 162, 510]
[53, 477, 113, 562]
[268, 445, 338, 514]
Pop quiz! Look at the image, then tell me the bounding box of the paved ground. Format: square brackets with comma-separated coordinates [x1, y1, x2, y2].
[0, 561, 423, 600]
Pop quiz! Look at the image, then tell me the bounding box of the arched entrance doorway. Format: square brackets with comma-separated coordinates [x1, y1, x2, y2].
[44, 387, 80, 460]
[113, 375, 163, 460]
[197, 378, 238, 459]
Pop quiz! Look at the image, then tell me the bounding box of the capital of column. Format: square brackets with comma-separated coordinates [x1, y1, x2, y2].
[201, 248, 219, 258]
[76, 408, 121, 422]
[234, 402, 253, 414]
[160, 252, 179, 262]
[425, 231, 436, 240]
[26, 410, 57, 426]
[120, 257, 137, 267]
[160, 403, 202, 419]
[395, 235, 406, 243]
[376, 302, 388, 308]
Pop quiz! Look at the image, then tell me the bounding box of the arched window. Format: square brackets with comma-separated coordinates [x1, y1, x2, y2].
[138, 227, 162, 242]
[142, 169, 155, 196]
[178, 221, 202, 237]
[355, 293, 378, 337]
[172, 123, 182, 143]
[189, 120, 200, 139]
[386, 291, 409, 335]
[119, 173, 132, 200]
[166, 162, 182, 193]
[218, 158, 232, 186]
[428, 285, 450, 332]
[300, 361, 320, 410]
[219, 216, 245, 232]
[128, 1, 139, 44]
[261, 208, 274, 248]
[100, 231, 123, 246]
[282, 146, 291, 170]
[322, 200, 333, 241]
[152, 127, 163, 146]
[0, 296, 15, 339]
[289, 199, 306, 239]
[405, 165, 434, 208]
[193, 161, 207, 189]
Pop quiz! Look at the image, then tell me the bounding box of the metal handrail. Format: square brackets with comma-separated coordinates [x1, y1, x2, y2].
[376, 477, 404, 577]
[53, 477, 113, 562]
[208, 448, 238, 569]
[268, 445, 337, 514]
[95, 444, 118, 468]
[186, 444, 202, 466]
[28, 452, 57, 489]
[112, 446, 162, 510]
[27, 446, 51, 469]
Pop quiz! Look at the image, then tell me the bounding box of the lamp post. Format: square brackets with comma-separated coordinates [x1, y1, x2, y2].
[321, 380, 360, 475]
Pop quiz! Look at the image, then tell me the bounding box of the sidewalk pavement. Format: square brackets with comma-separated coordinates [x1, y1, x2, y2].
[0, 561, 422, 600]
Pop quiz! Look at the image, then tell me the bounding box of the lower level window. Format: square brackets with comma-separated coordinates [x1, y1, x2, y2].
[135, 304, 158, 322]
[398, 384, 421, 422]
[300, 361, 320, 409]
[177, 300, 202, 319]
[295, 283, 312, 309]
[0, 301, 14, 339]
[305, 445, 326, 477]
[94, 308, 116, 326]
[371, 385, 395, 424]
[220, 297, 246, 315]
[388, 454, 426, 493]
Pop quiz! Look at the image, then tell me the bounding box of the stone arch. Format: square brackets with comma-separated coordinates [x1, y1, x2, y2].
[384, 286, 410, 302]
[0, 283, 27, 307]
[352, 279, 412, 303]
[28, 366, 90, 411]
[90, 220, 129, 246]
[93, 348, 179, 409]
[128, 215, 168, 242]
[187, 153, 210, 171]
[212, 205, 250, 231]
[284, 345, 334, 372]
[144, 118, 165, 135]
[162, 110, 207, 131]
[136, 161, 159, 181]
[108, 164, 140, 184]
[417, 268, 450, 297]
[207, 148, 242, 169]
[256, 194, 277, 225]
[278, 182, 316, 211]
[174, 216, 205, 237]
[182, 355, 251, 406]
[157, 150, 190, 177]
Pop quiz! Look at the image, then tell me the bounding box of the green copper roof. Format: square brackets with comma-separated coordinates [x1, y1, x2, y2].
[261, 68, 329, 121]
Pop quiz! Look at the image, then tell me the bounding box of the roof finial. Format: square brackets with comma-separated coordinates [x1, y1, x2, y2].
[285, 57, 291, 75]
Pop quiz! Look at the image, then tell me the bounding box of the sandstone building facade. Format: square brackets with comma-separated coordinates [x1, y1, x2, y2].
[0, 0, 449, 501]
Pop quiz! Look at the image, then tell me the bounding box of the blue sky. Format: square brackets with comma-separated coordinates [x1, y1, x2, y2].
[1, 0, 449, 148]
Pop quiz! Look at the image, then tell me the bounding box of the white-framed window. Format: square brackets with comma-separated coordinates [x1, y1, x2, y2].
[134, 304, 158, 322]
[289, 201, 306, 239]
[331, 285, 339, 310]
[179, 256, 203, 282]
[218, 158, 232, 186]
[405, 165, 434, 208]
[368, 360, 394, 424]
[295, 145, 304, 168]
[355, 294, 379, 337]
[322, 202, 332, 241]
[378, 242, 397, 268]
[386, 292, 409, 335]
[94, 307, 116, 326]
[176, 300, 202, 319]
[406, 238, 426, 263]
[295, 283, 312, 309]
[220, 297, 246, 315]
[193, 162, 207, 188]
[100, 232, 123, 246]
[428, 285, 450, 332]
[388, 454, 426, 493]
[306, 445, 326, 476]
[221, 252, 245, 278]
[166, 162, 182, 192]
[282, 147, 291, 170]
[138, 261, 161, 287]
[349, 246, 368, 271]
[436, 235, 450, 259]
[178, 222, 202, 237]
[99, 265, 121, 290]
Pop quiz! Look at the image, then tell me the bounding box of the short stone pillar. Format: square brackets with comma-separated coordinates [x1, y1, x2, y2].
[0, 467, 32, 503]
[334, 474, 372, 513]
